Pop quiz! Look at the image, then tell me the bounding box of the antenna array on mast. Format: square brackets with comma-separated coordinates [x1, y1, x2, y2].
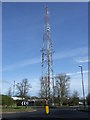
[41, 6, 55, 105]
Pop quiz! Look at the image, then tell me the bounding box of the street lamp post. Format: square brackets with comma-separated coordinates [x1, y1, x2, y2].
[79, 65, 86, 108]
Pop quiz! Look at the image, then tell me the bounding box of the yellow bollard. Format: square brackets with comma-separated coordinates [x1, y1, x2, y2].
[46, 105, 49, 115]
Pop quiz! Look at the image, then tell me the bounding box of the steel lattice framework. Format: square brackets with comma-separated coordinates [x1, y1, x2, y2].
[41, 6, 54, 105]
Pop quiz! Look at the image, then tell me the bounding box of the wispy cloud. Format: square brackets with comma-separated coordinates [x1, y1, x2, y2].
[2, 71, 88, 97]
[54, 46, 87, 60]
[30, 78, 40, 96]
[3, 57, 40, 72]
[66, 70, 89, 76]
[2, 80, 10, 84]
[74, 56, 89, 63]
[3, 46, 87, 71]
[79, 60, 89, 63]
[2, 78, 41, 96]
[69, 70, 88, 97]
[29, 70, 88, 97]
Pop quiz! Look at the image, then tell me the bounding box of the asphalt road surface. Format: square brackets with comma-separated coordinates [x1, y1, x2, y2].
[2, 108, 89, 120]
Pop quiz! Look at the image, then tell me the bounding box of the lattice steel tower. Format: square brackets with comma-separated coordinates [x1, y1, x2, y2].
[41, 6, 54, 105]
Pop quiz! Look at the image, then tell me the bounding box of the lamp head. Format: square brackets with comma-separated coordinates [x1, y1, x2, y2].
[79, 65, 82, 67]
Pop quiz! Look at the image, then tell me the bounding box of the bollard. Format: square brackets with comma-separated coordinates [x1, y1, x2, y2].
[45, 98, 49, 115]
[46, 105, 49, 115]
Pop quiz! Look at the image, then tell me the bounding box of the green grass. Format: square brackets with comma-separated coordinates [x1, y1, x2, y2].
[78, 108, 90, 113]
[2, 106, 34, 112]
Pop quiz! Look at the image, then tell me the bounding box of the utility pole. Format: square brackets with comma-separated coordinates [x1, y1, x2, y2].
[79, 65, 86, 109]
[41, 6, 55, 106]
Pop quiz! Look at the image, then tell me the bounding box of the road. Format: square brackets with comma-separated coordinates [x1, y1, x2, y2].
[1, 107, 89, 120]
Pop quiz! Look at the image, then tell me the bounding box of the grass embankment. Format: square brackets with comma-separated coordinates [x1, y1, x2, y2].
[78, 107, 90, 113]
[2, 106, 35, 113]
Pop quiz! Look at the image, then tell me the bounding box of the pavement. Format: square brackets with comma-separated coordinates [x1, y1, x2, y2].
[1, 107, 89, 120]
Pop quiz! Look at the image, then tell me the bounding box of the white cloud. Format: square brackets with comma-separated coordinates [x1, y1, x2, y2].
[54, 47, 87, 60]
[2, 80, 10, 84]
[3, 47, 88, 72]
[2, 78, 41, 96]
[30, 78, 40, 96]
[2, 70, 88, 97]
[74, 56, 89, 63]
[68, 70, 88, 97]
[66, 70, 89, 76]
[79, 60, 89, 63]
[3, 57, 40, 71]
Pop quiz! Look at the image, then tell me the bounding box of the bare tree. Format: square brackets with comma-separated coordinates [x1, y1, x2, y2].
[72, 90, 79, 98]
[7, 87, 12, 97]
[71, 90, 79, 105]
[16, 78, 31, 99]
[39, 76, 48, 99]
[55, 73, 70, 106]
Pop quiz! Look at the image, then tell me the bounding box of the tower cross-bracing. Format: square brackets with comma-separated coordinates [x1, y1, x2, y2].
[41, 6, 54, 105]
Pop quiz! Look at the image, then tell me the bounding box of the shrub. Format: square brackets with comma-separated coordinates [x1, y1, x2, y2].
[86, 93, 90, 106]
[2, 95, 14, 106]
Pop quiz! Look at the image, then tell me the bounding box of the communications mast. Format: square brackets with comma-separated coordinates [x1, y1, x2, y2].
[41, 6, 54, 105]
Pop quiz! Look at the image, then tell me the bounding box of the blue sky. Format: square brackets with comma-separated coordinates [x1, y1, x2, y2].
[2, 2, 88, 98]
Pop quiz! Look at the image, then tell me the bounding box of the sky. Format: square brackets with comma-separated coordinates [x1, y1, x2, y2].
[2, 2, 88, 98]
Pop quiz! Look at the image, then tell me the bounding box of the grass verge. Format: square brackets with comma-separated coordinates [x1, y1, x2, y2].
[78, 108, 90, 113]
[2, 106, 35, 113]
